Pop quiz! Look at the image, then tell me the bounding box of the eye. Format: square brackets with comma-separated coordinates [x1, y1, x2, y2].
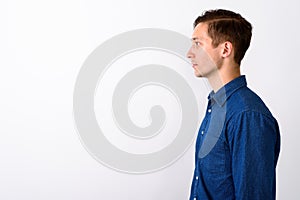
[194, 41, 201, 46]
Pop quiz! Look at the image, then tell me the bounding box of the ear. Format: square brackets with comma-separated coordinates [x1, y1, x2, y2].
[221, 41, 233, 58]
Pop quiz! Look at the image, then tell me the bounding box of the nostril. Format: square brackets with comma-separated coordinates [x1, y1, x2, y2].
[187, 53, 193, 59]
[187, 49, 194, 59]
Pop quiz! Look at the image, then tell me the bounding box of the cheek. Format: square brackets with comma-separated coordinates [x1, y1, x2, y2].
[194, 48, 206, 59]
[195, 48, 215, 66]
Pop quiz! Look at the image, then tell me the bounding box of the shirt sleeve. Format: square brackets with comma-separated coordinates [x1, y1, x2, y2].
[227, 111, 280, 200]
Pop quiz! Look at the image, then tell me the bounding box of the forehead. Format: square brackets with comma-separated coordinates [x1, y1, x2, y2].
[192, 22, 210, 40]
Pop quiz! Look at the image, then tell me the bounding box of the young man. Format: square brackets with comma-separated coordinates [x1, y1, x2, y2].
[187, 9, 280, 199]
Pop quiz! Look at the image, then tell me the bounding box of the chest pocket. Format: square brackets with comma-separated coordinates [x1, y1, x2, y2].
[199, 136, 228, 174]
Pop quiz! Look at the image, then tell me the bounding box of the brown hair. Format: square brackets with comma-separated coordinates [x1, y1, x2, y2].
[194, 9, 252, 65]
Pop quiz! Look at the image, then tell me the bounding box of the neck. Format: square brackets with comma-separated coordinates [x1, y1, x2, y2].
[207, 65, 241, 92]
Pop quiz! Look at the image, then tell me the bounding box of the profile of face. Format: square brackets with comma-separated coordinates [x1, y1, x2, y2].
[187, 23, 223, 78]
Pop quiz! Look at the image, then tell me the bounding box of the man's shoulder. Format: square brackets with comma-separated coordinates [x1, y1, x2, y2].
[226, 86, 273, 118]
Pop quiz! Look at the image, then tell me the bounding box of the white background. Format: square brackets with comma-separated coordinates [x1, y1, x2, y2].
[1, 0, 300, 199]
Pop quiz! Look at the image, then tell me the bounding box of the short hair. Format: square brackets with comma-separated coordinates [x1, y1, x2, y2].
[193, 9, 252, 65]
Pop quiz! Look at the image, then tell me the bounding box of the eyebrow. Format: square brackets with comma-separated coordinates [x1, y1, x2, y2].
[191, 37, 203, 41]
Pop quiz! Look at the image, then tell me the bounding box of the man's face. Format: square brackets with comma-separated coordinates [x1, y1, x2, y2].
[187, 23, 222, 78]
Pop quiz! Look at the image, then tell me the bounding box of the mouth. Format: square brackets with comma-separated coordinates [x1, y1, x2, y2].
[192, 63, 198, 68]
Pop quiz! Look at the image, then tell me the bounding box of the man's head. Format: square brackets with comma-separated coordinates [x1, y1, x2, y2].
[187, 9, 252, 78]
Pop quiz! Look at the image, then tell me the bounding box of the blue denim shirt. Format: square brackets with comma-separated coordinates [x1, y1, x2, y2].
[189, 75, 280, 200]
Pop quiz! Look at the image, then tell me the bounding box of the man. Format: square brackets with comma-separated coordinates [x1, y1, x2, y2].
[187, 9, 280, 199]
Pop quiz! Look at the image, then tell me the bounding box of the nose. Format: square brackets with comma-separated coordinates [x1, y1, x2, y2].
[186, 46, 194, 59]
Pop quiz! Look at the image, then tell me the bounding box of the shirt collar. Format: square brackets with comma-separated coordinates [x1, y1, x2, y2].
[208, 75, 247, 107]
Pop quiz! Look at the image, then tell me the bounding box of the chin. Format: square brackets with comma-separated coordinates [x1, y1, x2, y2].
[194, 71, 203, 78]
[195, 73, 203, 78]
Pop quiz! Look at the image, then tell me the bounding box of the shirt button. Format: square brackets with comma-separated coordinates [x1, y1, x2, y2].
[194, 198, 197, 200]
[196, 176, 199, 180]
[201, 131, 204, 135]
[208, 109, 212, 113]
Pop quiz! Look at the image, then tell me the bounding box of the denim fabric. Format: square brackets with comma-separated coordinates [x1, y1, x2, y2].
[189, 75, 281, 200]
